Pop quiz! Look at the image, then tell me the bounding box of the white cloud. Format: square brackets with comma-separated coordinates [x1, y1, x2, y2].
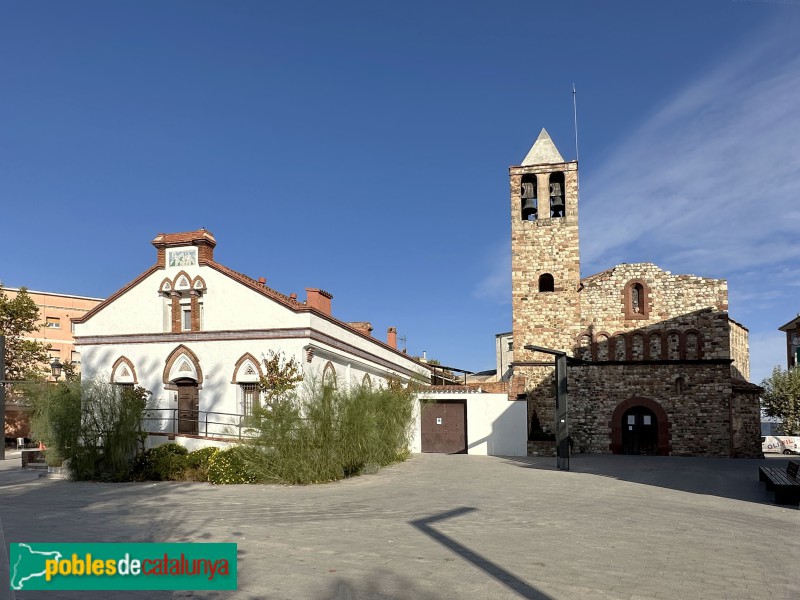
[582, 20, 800, 279]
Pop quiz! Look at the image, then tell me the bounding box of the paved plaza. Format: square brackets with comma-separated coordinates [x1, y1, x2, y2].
[0, 451, 797, 600]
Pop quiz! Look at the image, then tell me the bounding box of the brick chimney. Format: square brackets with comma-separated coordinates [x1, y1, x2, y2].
[387, 327, 397, 349]
[348, 322, 373, 337]
[305, 288, 333, 315]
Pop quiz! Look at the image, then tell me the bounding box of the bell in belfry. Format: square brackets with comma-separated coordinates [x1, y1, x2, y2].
[550, 182, 565, 217]
[521, 181, 537, 220]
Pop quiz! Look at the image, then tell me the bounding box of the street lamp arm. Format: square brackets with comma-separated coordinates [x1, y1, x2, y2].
[523, 344, 566, 357]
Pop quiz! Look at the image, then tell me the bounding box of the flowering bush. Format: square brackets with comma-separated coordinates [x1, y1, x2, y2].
[207, 446, 260, 485]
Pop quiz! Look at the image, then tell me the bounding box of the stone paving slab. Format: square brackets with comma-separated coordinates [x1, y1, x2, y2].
[0, 453, 798, 600]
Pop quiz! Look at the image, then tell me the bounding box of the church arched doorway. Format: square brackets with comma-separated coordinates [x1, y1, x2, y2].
[621, 406, 657, 455]
[609, 397, 671, 455]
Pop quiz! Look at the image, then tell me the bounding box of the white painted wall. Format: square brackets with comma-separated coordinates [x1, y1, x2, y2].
[409, 392, 527, 457]
[75, 242, 429, 440]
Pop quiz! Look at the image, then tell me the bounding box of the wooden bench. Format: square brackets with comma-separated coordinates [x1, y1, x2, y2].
[759, 459, 800, 505]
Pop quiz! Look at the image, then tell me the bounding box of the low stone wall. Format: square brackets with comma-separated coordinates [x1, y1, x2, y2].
[527, 441, 555, 457]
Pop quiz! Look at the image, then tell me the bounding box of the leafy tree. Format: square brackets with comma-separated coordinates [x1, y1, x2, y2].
[61, 359, 80, 382]
[0, 285, 50, 381]
[258, 350, 304, 408]
[761, 367, 800, 435]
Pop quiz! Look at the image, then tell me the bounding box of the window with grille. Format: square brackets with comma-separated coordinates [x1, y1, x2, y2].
[241, 383, 259, 416]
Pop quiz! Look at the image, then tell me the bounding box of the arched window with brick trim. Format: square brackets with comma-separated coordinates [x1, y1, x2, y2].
[623, 279, 651, 320]
[231, 353, 263, 416]
[322, 361, 337, 390]
[538, 273, 555, 293]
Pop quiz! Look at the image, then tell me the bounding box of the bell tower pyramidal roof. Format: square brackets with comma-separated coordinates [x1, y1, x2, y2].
[521, 128, 565, 166]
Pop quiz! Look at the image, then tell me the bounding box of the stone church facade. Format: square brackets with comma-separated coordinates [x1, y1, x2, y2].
[509, 130, 761, 457]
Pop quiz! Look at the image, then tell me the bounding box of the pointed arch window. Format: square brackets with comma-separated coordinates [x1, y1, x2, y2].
[322, 361, 337, 390]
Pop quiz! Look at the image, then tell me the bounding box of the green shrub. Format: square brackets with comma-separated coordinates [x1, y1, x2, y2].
[242, 380, 417, 484]
[183, 446, 220, 482]
[131, 443, 188, 481]
[207, 446, 261, 485]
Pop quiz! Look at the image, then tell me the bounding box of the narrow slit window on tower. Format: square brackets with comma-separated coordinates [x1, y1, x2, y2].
[549, 172, 565, 218]
[520, 175, 538, 221]
[538, 273, 555, 292]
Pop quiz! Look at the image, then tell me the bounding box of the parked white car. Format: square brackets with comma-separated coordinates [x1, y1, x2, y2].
[762, 436, 800, 455]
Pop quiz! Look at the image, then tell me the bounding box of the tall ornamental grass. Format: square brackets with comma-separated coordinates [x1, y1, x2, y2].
[27, 379, 148, 481]
[243, 381, 416, 484]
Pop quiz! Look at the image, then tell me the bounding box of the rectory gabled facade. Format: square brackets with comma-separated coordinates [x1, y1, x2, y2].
[73, 230, 428, 442]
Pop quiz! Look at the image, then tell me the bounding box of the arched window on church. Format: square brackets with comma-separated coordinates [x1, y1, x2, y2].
[539, 273, 555, 293]
[624, 280, 650, 320]
[631, 284, 644, 313]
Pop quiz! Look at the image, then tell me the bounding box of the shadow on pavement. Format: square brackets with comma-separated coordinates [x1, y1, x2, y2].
[501, 453, 796, 507]
[410, 507, 553, 600]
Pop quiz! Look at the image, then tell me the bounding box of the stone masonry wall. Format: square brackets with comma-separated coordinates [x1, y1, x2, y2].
[578, 263, 732, 361]
[510, 161, 581, 413]
[728, 320, 750, 381]
[730, 389, 762, 457]
[568, 363, 735, 457]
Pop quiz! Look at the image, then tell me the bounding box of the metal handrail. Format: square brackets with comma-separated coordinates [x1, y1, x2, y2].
[141, 408, 253, 440]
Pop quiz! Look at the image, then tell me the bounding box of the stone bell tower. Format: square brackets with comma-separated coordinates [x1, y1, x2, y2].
[509, 129, 581, 425]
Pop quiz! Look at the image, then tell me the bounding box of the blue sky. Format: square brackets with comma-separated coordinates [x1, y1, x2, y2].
[1, 1, 798, 383]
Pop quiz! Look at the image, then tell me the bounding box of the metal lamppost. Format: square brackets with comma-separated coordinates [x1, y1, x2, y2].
[524, 344, 570, 471]
[50, 358, 63, 381]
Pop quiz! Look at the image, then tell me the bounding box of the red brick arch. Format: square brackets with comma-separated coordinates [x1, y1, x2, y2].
[609, 397, 671, 455]
[163, 344, 203, 385]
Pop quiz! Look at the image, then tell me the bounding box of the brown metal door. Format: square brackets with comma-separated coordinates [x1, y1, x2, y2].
[421, 401, 467, 453]
[176, 379, 199, 435]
